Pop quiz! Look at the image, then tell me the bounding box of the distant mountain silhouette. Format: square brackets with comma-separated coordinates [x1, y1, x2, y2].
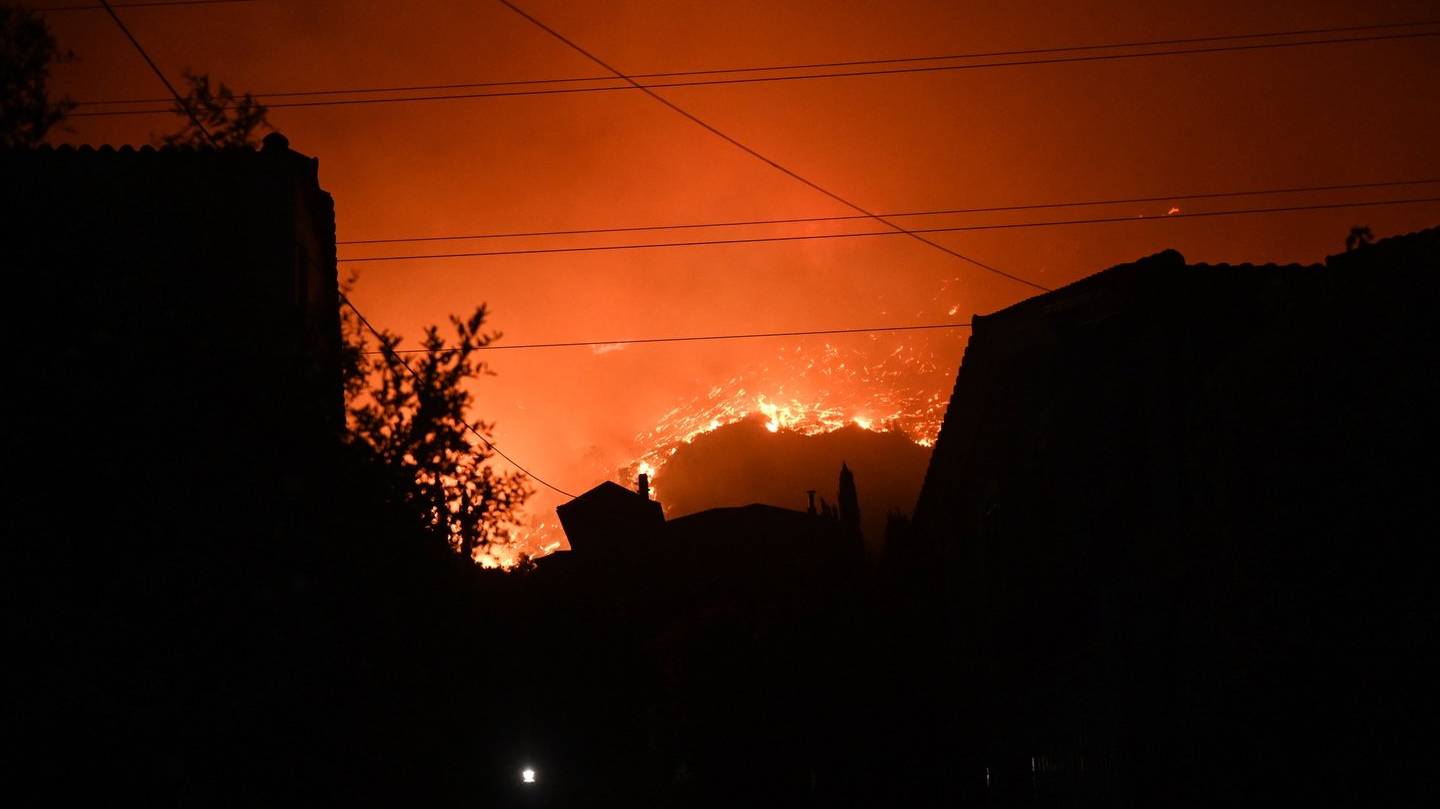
[654, 415, 931, 555]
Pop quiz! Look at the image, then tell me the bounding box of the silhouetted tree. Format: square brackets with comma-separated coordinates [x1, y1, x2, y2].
[838, 462, 862, 552]
[883, 508, 911, 559]
[1346, 225, 1374, 252]
[0, 2, 73, 146]
[340, 293, 531, 564]
[158, 71, 269, 147]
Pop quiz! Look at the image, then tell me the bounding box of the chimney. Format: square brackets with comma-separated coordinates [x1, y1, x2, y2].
[638, 473, 650, 500]
[806, 490, 817, 516]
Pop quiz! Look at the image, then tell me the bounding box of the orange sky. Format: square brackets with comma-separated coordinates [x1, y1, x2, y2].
[41, 0, 1440, 549]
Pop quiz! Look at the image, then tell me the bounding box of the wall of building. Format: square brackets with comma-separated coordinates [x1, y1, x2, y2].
[912, 230, 1440, 807]
[5, 138, 342, 544]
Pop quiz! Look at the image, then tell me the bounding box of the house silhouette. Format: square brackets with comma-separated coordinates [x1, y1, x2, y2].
[911, 226, 1440, 807]
[529, 472, 860, 806]
[6, 134, 356, 802]
[555, 479, 666, 560]
[6, 132, 342, 515]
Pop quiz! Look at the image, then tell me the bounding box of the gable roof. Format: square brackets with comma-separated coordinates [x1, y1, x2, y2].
[555, 480, 666, 554]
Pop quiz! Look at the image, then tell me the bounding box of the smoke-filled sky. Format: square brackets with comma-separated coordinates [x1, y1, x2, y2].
[42, 0, 1440, 551]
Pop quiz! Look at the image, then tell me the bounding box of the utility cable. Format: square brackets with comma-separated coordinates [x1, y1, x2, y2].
[96, 0, 218, 147]
[70, 19, 1440, 109]
[70, 32, 1440, 116]
[497, 0, 1050, 293]
[337, 195, 1440, 263]
[337, 178, 1440, 246]
[98, 4, 582, 507]
[367, 322, 975, 356]
[40, 0, 255, 12]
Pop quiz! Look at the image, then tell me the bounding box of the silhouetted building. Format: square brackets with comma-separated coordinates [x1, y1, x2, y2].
[555, 479, 666, 560]
[553, 470, 855, 576]
[665, 502, 853, 584]
[536, 474, 860, 805]
[913, 228, 1440, 807]
[6, 133, 342, 527]
[6, 136, 363, 803]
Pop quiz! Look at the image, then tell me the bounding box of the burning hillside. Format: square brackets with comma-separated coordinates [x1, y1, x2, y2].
[503, 329, 963, 564]
[650, 417, 933, 554]
[626, 331, 959, 485]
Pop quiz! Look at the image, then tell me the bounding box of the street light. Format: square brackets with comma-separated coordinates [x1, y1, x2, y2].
[521, 767, 536, 784]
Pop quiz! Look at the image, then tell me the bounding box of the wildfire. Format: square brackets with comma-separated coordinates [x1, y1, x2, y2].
[501, 329, 965, 564]
[491, 519, 562, 567]
[637, 460, 658, 500]
[620, 332, 961, 507]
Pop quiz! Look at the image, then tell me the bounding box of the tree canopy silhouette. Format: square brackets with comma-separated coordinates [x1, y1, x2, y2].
[340, 293, 532, 565]
[158, 70, 269, 148]
[0, 2, 73, 147]
[1346, 225, 1375, 252]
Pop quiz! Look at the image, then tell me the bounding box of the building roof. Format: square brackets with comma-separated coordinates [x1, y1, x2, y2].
[914, 225, 1440, 536]
[554, 481, 666, 556]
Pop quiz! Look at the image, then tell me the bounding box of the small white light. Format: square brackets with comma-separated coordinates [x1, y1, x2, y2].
[521, 768, 536, 784]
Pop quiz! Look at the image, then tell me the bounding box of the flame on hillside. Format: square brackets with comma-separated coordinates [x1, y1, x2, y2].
[502, 328, 965, 566]
[484, 519, 560, 568]
[621, 332, 959, 505]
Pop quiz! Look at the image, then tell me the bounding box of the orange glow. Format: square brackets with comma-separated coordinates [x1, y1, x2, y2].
[604, 332, 954, 539]
[43, 2, 1440, 561]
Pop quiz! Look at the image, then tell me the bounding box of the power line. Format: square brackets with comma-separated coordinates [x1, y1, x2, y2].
[70, 19, 1440, 109]
[367, 322, 974, 356]
[337, 196, 1440, 263]
[68, 32, 1440, 116]
[497, 0, 1050, 294]
[340, 294, 576, 498]
[337, 178, 1440, 246]
[96, 0, 217, 147]
[39, 0, 256, 12]
[292, 17, 1440, 85]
